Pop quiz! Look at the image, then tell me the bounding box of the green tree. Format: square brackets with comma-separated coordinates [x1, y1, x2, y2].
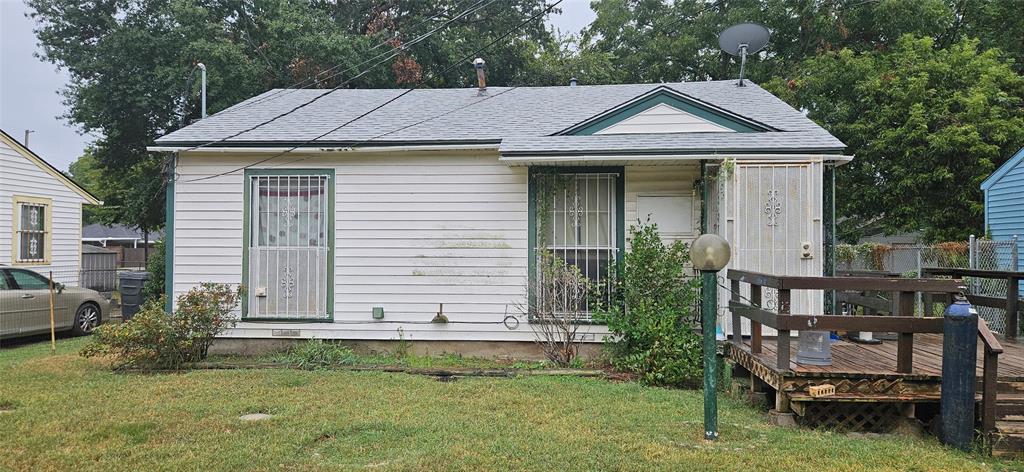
[765, 36, 1024, 241]
[583, 0, 957, 84]
[28, 0, 557, 232]
[67, 149, 105, 224]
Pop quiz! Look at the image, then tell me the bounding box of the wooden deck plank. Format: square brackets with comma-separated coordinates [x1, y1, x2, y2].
[729, 334, 1024, 381]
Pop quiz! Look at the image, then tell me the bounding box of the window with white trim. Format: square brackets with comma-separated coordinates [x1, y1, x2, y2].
[13, 197, 51, 264]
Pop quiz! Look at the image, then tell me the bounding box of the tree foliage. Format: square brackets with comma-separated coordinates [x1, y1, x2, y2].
[765, 36, 1024, 241]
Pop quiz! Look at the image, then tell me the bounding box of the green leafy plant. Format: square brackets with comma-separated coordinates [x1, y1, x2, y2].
[595, 221, 702, 387]
[394, 327, 411, 360]
[81, 283, 241, 369]
[279, 340, 357, 370]
[142, 240, 166, 303]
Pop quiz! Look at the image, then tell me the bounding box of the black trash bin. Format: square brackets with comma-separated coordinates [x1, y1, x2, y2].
[119, 271, 151, 321]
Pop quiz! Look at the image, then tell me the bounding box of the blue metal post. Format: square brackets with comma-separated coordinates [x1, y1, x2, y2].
[702, 270, 718, 441]
[941, 296, 978, 450]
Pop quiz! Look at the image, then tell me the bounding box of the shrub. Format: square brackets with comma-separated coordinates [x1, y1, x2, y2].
[520, 252, 592, 367]
[81, 283, 241, 369]
[280, 340, 358, 370]
[595, 221, 702, 387]
[142, 240, 166, 303]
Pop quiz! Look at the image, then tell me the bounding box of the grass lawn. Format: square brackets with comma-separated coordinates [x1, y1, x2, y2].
[0, 337, 1018, 471]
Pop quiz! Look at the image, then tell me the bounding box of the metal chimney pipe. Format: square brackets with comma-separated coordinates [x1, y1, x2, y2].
[473, 58, 486, 93]
[569, 77, 578, 87]
[197, 63, 207, 118]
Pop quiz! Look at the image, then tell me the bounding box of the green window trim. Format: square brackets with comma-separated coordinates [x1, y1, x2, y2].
[164, 156, 175, 313]
[562, 89, 771, 136]
[241, 168, 336, 322]
[527, 166, 625, 325]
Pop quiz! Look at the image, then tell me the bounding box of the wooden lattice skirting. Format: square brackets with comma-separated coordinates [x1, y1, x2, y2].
[793, 402, 901, 433]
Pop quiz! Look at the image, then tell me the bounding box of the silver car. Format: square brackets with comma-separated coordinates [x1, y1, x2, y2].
[0, 267, 109, 339]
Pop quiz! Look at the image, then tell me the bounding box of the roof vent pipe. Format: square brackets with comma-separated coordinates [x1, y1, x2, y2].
[569, 77, 578, 87]
[197, 62, 207, 118]
[473, 58, 486, 93]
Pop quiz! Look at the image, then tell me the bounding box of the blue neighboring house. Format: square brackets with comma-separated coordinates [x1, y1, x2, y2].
[980, 146, 1024, 275]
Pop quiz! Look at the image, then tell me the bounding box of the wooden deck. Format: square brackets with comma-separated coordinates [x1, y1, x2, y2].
[723, 268, 1024, 453]
[729, 335, 1024, 405]
[731, 334, 1024, 382]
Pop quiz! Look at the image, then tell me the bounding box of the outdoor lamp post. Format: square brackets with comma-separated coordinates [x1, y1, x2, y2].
[690, 234, 732, 441]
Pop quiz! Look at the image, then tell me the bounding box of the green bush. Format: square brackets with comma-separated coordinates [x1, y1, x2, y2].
[81, 283, 241, 369]
[142, 240, 165, 303]
[595, 222, 702, 387]
[279, 340, 358, 370]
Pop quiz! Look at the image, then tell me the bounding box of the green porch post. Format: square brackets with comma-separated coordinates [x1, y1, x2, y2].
[701, 270, 718, 440]
[691, 234, 731, 442]
[164, 154, 175, 313]
[823, 164, 836, 315]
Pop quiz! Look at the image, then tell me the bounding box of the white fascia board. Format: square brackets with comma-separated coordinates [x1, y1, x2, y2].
[147, 144, 500, 153]
[499, 153, 854, 166]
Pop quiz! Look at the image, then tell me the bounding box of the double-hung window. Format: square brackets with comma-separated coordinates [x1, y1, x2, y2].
[13, 196, 52, 264]
[530, 168, 624, 320]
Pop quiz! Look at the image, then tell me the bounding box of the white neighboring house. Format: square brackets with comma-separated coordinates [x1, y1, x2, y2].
[0, 129, 101, 285]
[150, 81, 850, 348]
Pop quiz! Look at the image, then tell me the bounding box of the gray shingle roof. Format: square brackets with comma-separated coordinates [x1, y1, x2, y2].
[82, 224, 163, 241]
[155, 80, 845, 154]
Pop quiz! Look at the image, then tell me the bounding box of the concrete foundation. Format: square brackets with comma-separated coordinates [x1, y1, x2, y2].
[768, 409, 798, 427]
[209, 337, 606, 361]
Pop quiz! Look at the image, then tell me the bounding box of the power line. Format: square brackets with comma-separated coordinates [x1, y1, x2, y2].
[173, 0, 499, 157]
[209, 0, 496, 119]
[270, 86, 520, 169]
[181, 1, 564, 183]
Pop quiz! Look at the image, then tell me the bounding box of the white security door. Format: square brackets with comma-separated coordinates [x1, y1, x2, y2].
[247, 174, 332, 320]
[718, 162, 824, 333]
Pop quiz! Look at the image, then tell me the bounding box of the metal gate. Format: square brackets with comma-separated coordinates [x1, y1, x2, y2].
[716, 161, 824, 333]
[247, 173, 331, 320]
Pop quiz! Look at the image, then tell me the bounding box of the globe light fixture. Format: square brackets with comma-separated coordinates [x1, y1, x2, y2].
[689, 233, 732, 441]
[690, 233, 732, 271]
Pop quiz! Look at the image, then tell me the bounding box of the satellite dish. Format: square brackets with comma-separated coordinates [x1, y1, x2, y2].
[717, 23, 770, 87]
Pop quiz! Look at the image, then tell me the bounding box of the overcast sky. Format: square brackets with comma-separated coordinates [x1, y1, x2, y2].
[0, 0, 595, 172]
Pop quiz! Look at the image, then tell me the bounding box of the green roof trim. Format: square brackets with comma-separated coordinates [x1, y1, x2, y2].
[562, 88, 771, 136]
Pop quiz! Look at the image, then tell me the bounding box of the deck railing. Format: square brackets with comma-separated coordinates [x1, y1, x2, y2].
[726, 269, 1004, 433]
[921, 267, 1022, 340]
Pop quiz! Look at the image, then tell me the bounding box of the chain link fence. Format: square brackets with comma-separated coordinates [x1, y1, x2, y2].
[837, 236, 1020, 333]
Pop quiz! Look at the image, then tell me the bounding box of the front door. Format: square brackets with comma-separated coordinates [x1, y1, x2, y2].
[245, 172, 333, 320]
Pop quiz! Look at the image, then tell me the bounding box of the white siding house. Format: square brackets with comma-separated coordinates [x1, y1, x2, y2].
[152, 81, 850, 345]
[0, 129, 100, 284]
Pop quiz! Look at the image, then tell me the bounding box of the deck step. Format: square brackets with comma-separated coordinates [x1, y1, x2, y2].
[992, 426, 1024, 459]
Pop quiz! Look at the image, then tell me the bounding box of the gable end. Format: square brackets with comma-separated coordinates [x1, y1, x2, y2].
[559, 87, 775, 136]
[981, 147, 1024, 191]
[0, 129, 101, 205]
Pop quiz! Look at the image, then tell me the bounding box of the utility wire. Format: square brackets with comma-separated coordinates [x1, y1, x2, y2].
[221, 0, 492, 116]
[181, 0, 564, 183]
[173, 0, 499, 156]
[272, 85, 520, 167]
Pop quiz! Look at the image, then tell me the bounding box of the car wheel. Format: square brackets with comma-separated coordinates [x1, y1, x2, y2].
[72, 303, 101, 336]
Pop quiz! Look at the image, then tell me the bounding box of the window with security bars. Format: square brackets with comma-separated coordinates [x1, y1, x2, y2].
[16, 202, 48, 263]
[533, 172, 620, 320]
[246, 174, 331, 320]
